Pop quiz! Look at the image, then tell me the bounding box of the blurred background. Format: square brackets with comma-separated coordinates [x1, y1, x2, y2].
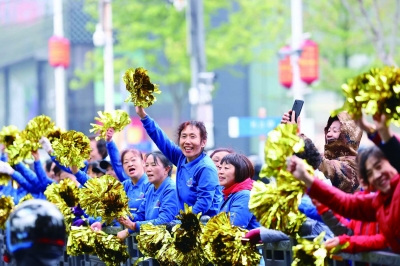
[0, 0, 399, 160]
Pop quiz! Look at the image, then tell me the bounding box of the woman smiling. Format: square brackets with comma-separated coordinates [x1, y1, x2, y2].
[218, 153, 260, 230]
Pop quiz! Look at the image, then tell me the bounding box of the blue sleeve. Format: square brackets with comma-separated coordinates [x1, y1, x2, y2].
[14, 163, 41, 189]
[135, 188, 179, 232]
[227, 193, 254, 228]
[33, 161, 54, 191]
[192, 166, 219, 215]
[50, 155, 72, 174]
[0, 153, 7, 162]
[106, 140, 127, 182]
[11, 171, 37, 193]
[298, 196, 323, 223]
[141, 115, 182, 166]
[75, 170, 90, 186]
[133, 198, 146, 223]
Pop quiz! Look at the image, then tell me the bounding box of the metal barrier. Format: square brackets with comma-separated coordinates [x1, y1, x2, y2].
[1, 229, 400, 266]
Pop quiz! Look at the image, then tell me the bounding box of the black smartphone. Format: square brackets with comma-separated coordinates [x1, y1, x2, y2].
[291, 100, 304, 123]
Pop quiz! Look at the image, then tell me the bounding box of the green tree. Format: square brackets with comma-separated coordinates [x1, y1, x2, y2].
[72, 0, 288, 127]
[303, 0, 400, 92]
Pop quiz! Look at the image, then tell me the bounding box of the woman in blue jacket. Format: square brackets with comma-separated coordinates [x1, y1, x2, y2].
[91, 151, 179, 240]
[135, 106, 222, 217]
[217, 153, 259, 230]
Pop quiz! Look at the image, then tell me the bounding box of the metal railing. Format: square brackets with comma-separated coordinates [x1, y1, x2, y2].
[1, 229, 400, 266]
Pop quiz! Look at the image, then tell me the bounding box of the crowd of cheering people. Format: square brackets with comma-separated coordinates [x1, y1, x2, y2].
[1, 103, 400, 263]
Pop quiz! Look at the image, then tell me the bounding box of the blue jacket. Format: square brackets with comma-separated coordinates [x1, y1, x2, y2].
[74, 170, 91, 187]
[219, 190, 260, 230]
[298, 195, 323, 223]
[129, 177, 179, 233]
[123, 174, 151, 214]
[106, 140, 128, 182]
[0, 153, 7, 162]
[141, 115, 222, 216]
[1, 181, 27, 204]
[33, 161, 54, 191]
[50, 155, 89, 174]
[14, 163, 41, 193]
[9, 172, 45, 201]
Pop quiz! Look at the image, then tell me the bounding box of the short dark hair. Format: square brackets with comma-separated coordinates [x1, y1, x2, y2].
[97, 139, 108, 159]
[144, 151, 173, 176]
[45, 159, 53, 172]
[120, 148, 143, 163]
[209, 148, 234, 159]
[357, 146, 385, 185]
[220, 153, 254, 183]
[177, 121, 207, 143]
[295, 138, 322, 170]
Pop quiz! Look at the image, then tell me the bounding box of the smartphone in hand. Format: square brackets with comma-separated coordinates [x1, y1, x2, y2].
[291, 100, 304, 123]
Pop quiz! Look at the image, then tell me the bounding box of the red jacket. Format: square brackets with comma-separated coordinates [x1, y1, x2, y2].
[316, 191, 388, 253]
[308, 175, 400, 254]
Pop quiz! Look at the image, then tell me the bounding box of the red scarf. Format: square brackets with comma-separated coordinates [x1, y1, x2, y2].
[222, 178, 254, 200]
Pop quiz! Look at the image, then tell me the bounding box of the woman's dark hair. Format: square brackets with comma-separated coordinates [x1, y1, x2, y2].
[177, 121, 207, 143]
[294, 138, 322, 170]
[97, 139, 108, 159]
[220, 153, 254, 183]
[120, 148, 143, 163]
[357, 146, 385, 185]
[145, 151, 173, 176]
[45, 159, 53, 172]
[209, 148, 235, 159]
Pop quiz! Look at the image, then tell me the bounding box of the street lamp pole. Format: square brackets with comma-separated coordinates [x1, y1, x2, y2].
[102, 0, 115, 112]
[53, 0, 67, 129]
[290, 0, 305, 118]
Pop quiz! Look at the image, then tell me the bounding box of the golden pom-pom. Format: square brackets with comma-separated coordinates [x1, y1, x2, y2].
[52, 130, 91, 168]
[17, 193, 34, 206]
[292, 232, 327, 266]
[90, 110, 131, 140]
[249, 181, 306, 236]
[5, 133, 32, 165]
[123, 67, 161, 107]
[201, 212, 261, 266]
[94, 230, 130, 266]
[25, 115, 55, 151]
[79, 175, 131, 225]
[0, 125, 19, 147]
[44, 178, 80, 230]
[137, 223, 172, 258]
[333, 66, 400, 126]
[0, 173, 11, 186]
[0, 195, 15, 229]
[47, 127, 64, 143]
[67, 226, 97, 256]
[260, 123, 304, 179]
[169, 204, 206, 265]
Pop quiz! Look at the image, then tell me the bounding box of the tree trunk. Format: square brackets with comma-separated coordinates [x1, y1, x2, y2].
[169, 83, 187, 130]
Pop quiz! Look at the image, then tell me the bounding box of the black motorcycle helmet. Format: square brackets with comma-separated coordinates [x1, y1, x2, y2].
[5, 199, 66, 264]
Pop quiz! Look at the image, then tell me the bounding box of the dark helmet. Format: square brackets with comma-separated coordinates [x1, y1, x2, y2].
[6, 199, 66, 255]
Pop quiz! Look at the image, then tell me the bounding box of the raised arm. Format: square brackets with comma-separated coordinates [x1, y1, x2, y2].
[105, 128, 127, 182]
[32, 150, 54, 191]
[288, 156, 376, 222]
[137, 106, 182, 166]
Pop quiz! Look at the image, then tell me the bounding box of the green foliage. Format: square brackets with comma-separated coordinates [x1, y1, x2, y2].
[71, 0, 288, 93]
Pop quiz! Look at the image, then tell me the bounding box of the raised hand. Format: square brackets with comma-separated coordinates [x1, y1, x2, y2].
[135, 106, 147, 119]
[106, 128, 115, 142]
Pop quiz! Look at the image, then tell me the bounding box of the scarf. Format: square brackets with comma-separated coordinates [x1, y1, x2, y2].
[222, 178, 254, 200]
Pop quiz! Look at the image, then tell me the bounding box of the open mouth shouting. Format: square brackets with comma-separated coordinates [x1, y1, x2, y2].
[128, 166, 136, 176]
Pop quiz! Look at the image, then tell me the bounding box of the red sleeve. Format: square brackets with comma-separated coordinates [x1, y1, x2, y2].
[308, 179, 376, 222]
[338, 234, 388, 253]
[368, 131, 381, 146]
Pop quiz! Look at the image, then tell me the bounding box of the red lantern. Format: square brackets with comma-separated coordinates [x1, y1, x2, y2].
[299, 39, 318, 84]
[48, 36, 70, 68]
[278, 46, 293, 89]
